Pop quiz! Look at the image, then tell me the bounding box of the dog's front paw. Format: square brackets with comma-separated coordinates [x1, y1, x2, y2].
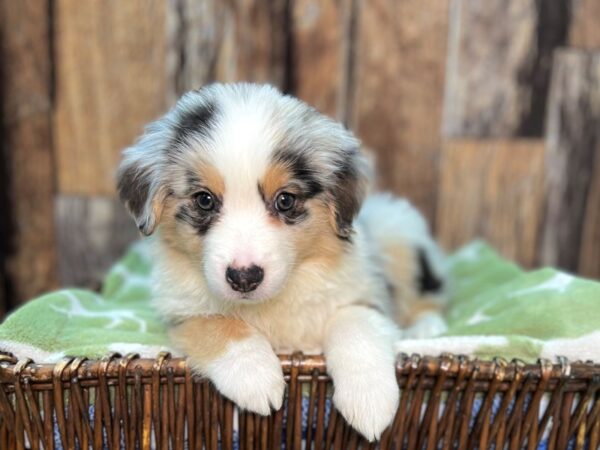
[332, 370, 399, 441]
[199, 335, 285, 415]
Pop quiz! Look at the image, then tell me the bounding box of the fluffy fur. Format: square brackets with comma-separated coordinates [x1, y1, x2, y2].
[117, 83, 448, 441]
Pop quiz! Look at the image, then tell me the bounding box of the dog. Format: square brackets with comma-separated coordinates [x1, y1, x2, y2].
[117, 83, 448, 441]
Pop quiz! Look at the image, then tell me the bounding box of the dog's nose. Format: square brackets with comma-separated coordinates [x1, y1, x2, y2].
[226, 265, 264, 293]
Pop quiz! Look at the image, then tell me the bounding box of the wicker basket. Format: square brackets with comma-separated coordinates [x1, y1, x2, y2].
[0, 352, 599, 450]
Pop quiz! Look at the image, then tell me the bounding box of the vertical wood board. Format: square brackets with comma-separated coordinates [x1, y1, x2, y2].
[540, 49, 600, 271]
[443, 0, 571, 137]
[438, 139, 545, 268]
[174, 0, 289, 95]
[290, 0, 346, 118]
[579, 144, 600, 278]
[570, 0, 600, 49]
[0, 0, 58, 307]
[53, 0, 170, 196]
[353, 0, 450, 224]
[55, 196, 140, 288]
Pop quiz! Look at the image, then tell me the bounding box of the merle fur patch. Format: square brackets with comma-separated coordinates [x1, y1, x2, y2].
[172, 101, 217, 146]
[417, 248, 443, 293]
[183, 170, 204, 196]
[329, 155, 362, 240]
[175, 201, 221, 235]
[117, 165, 152, 221]
[272, 150, 323, 199]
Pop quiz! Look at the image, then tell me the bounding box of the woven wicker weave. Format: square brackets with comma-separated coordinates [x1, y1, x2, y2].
[0, 352, 599, 449]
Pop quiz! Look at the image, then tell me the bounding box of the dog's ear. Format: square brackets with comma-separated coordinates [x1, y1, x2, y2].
[117, 86, 218, 235]
[327, 148, 371, 240]
[117, 124, 169, 236]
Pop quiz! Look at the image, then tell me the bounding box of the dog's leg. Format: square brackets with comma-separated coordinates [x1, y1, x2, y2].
[170, 315, 285, 415]
[323, 305, 401, 441]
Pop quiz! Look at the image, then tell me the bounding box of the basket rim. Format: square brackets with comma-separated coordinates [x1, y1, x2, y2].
[0, 352, 599, 385]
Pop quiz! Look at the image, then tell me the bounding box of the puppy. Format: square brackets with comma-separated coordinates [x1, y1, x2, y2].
[117, 83, 447, 441]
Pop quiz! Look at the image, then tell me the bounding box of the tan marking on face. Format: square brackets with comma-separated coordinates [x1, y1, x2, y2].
[158, 162, 224, 258]
[158, 197, 205, 260]
[261, 163, 292, 200]
[169, 315, 252, 369]
[293, 201, 345, 268]
[197, 162, 225, 197]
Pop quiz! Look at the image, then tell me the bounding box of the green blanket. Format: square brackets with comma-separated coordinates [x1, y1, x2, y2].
[1, 241, 599, 363]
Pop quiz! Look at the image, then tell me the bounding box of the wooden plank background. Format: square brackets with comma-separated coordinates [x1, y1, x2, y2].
[0, 0, 599, 311]
[354, 0, 450, 225]
[443, 0, 570, 137]
[540, 49, 600, 273]
[53, 0, 170, 196]
[437, 140, 546, 268]
[0, 0, 58, 313]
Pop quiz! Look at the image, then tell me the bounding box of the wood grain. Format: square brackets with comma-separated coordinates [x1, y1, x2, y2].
[290, 0, 346, 118]
[443, 0, 571, 138]
[225, 0, 288, 88]
[0, 272, 4, 318]
[2, 355, 599, 450]
[540, 49, 600, 272]
[0, 0, 58, 307]
[570, 0, 600, 49]
[53, 0, 170, 196]
[579, 144, 600, 278]
[173, 0, 288, 95]
[353, 0, 450, 225]
[55, 196, 139, 288]
[437, 139, 545, 268]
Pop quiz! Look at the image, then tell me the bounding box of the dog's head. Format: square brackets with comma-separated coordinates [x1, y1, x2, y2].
[117, 83, 369, 303]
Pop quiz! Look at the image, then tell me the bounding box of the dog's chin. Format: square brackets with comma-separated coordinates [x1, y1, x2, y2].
[226, 289, 275, 304]
[204, 277, 287, 305]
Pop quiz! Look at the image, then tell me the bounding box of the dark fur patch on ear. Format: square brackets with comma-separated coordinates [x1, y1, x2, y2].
[272, 149, 323, 198]
[173, 101, 217, 145]
[330, 158, 362, 240]
[417, 248, 443, 293]
[117, 164, 152, 220]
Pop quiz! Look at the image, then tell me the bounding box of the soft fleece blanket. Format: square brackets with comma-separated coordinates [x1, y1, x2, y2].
[1, 240, 599, 363]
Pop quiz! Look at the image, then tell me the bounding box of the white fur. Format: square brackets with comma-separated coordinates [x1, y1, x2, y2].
[359, 193, 447, 280]
[359, 193, 449, 318]
[201, 205, 295, 302]
[324, 306, 401, 441]
[197, 334, 286, 415]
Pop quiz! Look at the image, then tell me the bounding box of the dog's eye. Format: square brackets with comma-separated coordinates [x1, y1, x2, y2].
[275, 192, 296, 212]
[195, 191, 215, 211]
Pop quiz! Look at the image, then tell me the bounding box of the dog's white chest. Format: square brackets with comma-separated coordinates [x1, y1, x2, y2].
[236, 293, 339, 354]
